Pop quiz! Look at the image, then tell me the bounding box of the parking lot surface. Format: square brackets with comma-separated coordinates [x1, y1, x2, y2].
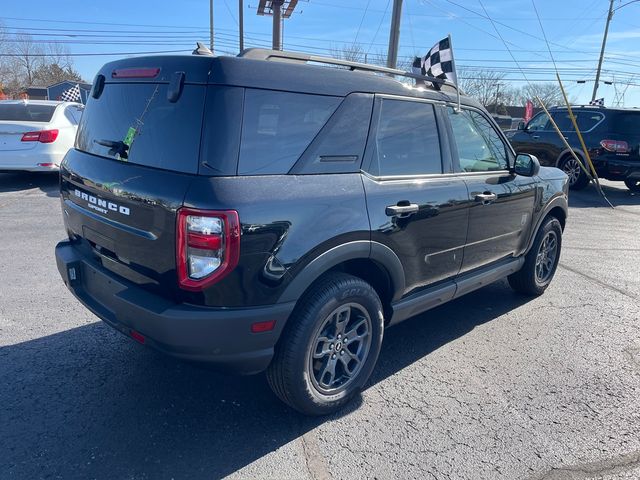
[1, 172, 639, 480]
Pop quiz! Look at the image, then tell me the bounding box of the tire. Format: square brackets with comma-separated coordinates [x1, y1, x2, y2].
[508, 216, 563, 296]
[266, 272, 384, 415]
[624, 178, 640, 193]
[558, 155, 590, 190]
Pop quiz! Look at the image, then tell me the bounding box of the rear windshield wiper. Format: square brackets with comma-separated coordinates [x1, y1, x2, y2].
[94, 139, 129, 160]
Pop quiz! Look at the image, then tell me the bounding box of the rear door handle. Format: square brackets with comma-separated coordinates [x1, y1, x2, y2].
[474, 192, 498, 205]
[385, 203, 419, 216]
[532, 135, 540, 139]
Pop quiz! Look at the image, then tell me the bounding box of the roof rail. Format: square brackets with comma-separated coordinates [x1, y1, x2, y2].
[239, 48, 462, 111]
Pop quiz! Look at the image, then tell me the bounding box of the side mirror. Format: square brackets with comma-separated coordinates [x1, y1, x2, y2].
[517, 121, 526, 131]
[514, 153, 541, 177]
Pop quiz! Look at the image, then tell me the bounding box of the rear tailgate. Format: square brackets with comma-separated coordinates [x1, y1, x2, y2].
[60, 55, 212, 296]
[61, 150, 193, 296]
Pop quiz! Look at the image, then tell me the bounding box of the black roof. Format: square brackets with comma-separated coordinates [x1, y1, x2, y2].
[97, 49, 482, 110]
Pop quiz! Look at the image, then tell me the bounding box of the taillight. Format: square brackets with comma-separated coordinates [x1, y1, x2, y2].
[176, 208, 240, 291]
[21, 129, 59, 143]
[600, 139, 629, 153]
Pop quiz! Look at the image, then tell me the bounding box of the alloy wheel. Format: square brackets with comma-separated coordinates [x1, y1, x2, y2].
[307, 303, 373, 395]
[535, 231, 558, 284]
[561, 158, 582, 186]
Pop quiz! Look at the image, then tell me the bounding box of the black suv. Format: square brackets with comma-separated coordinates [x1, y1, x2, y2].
[507, 105, 640, 191]
[55, 49, 568, 415]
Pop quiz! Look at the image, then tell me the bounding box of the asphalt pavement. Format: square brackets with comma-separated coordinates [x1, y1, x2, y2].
[1, 172, 639, 480]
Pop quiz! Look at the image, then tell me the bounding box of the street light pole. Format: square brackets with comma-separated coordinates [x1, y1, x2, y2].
[386, 0, 403, 69]
[239, 0, 244, 52]
[210, 0, 214, 53]
[272, 0, 283, 50]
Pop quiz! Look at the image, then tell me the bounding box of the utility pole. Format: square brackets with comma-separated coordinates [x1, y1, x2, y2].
[386, 0, 403, 68]
[592, 0, 614, 102]
[256, 1, 298, 51]
[210, 0, 214, 53]
[239, 0, 244, 52]
[272, 0, 283, 50]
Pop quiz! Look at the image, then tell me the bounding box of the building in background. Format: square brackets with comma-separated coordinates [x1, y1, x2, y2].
[20, 81, 92, 103]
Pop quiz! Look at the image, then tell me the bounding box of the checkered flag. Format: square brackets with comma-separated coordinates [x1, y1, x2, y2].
[59, 84, 81, 103]
[589, 97, 604, 106]
[414, 36, 457, 88]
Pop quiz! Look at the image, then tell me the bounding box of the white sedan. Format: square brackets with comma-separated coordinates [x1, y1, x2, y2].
[0, 100, 83, 172]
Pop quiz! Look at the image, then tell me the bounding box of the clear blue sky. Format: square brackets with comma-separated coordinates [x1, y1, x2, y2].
[2, 0, 639, 106]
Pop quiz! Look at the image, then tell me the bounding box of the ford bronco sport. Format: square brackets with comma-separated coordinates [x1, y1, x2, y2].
[55, 49, 568, 415]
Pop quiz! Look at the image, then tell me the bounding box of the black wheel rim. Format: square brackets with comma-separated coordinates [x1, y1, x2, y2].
[562, 158, 581, 185]
[307, 303, 372, 395]
[535, 231, 558, 284]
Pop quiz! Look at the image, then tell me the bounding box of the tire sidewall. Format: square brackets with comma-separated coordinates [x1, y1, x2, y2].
[532, 218, 562, 290]
[290, 277, 384, 412]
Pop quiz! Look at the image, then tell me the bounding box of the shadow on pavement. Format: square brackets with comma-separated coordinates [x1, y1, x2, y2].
[0, 281, 532, 479]
[569, 181, 640, 209]
[0, 172, 59, 198]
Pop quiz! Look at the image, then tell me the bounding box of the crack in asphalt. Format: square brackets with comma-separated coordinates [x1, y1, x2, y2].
[558, 263, 638, 301]
[300, 431, 332, 480]
[529, 449, 640, 480]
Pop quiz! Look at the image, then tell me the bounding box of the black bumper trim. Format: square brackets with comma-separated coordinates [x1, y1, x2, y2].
[56, 241, 295, 374]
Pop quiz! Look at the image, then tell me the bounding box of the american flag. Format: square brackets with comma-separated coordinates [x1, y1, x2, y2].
[59, 84, 82, 103]
[589, 98, 605, 107]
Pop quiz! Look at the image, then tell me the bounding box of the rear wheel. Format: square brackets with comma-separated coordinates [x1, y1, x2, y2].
[266, 273, 384, 415]
[624, 178, 640, 193]
[508, 216, 563, 296]
[559, 155, 589, 190]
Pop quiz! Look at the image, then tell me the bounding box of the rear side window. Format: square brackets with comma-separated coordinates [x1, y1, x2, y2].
[611, 112, 640, 135]
[552, 111, 603, 132]
[0, 103, 56, 122]
[367, 98, 442, 176]
[76, 83, 206, 174]
[238, 90, 340, 175]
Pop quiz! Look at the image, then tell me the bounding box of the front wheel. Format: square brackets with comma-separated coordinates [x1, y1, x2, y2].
[266, 273, 384, 415]
[624, 178, 640, 193]
[559, 156, 590, 190]
[508, 216, 563, 296]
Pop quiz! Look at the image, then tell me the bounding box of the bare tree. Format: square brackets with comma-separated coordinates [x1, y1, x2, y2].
[516, 83, 568, 108]
[458, 68, 508, 107]
[330, 43, 366, 63]
[8, 33, 44, 86]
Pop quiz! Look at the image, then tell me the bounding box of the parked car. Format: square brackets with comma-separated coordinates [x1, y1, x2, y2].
[506, 105, 640, 191]
[0, 100, 83, 172]
[55, 49, 568, 415]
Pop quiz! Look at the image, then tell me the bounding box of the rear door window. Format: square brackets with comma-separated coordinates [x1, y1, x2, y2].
[76, 83, 206, 174]
[238, 90, 340, 175]
[366, 98, 442, 176]
[0, 103, 56, 122]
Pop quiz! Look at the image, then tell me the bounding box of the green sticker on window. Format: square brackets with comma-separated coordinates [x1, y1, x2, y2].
[123, 127, 136, 147]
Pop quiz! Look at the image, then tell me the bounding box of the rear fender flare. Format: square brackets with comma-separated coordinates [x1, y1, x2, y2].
[555, 148, 586, 167]
[277, 241, 405, 304]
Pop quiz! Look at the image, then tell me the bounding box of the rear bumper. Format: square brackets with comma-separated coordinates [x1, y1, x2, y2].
[594, 157, 640, 180]
[55, 241, 295, 374]
[0, 151, 65, 171]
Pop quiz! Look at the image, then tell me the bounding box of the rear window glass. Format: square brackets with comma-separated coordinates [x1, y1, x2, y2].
[611, 112, 640, 135]
[0, 103, 56, 122]
[238, 90, 340, 175]
[76, 83, 205, 174]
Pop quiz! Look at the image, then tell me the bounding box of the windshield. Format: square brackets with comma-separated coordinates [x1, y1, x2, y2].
[0, 103, 56, 122]
[76, 83, 206, 174]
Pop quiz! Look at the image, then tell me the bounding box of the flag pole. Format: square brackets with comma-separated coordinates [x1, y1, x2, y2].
[447, 34, 461, 113]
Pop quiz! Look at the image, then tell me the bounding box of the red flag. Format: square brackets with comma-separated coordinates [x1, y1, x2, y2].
[524, 100, 534, 123]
